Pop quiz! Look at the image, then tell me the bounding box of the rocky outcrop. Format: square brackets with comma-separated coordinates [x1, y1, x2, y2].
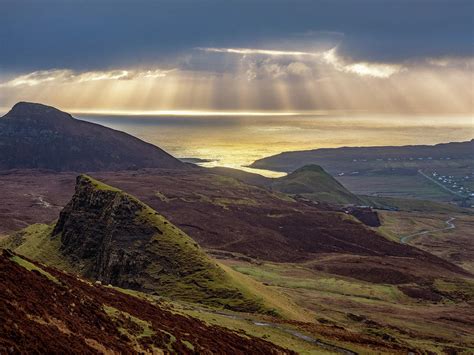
[0, 102, 185, 171]
[52, 175, 265, 311]
[53, 176, 151, 284]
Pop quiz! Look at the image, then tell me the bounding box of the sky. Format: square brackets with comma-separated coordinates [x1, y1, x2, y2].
[1, 0, 473, 114]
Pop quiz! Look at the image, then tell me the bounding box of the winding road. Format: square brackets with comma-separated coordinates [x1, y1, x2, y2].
[212, 311, 357, 354]
[400, 217, 456, 244]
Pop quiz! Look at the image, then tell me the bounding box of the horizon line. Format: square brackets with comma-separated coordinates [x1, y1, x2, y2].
[0, 106, 472, 118]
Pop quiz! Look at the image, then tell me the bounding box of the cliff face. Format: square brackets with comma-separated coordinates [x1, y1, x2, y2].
[0, 102, 185, 171]
[53, 176, 157, 288]
[52, 175, 265, 311]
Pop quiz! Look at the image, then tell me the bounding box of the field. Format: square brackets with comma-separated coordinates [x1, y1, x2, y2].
[216, 258, 474, 354]
[250, 141, 474, 203]
[338, 174, 454, 201]
[377, 211, 474, 273]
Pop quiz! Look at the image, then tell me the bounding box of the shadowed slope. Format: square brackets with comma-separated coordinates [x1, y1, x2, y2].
[0, 102, 185, 171]
[0, 250, 291, 354]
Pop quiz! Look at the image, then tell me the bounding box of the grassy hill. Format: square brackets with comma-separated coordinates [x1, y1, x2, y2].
[1, 175, 270, 313]
[271, 165, 363, 205]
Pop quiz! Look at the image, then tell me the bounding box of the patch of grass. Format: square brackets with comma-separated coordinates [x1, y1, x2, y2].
[178, 192, 258, 208]
[214, 197, 258, 208]
[220, 263, 312, 322]
[81, 174, 121, 192]
[212, 174, 247, 188]
[233, 263, 406, 303]
[10, 255, 59, 284]
[104, 306, 155, 339]
[179, 307, 335, 355]
[433, 278, 474, 301]
[131, 190, 270, 313]
[1, 224, 76, 273]
[376, 211, 448, 243]
[362, 195, 470, 214]
[271, 192, 296, 203]
[272, 165, 362, 205]
[339, 174, 454, 201]
[181, 340, 194, 351]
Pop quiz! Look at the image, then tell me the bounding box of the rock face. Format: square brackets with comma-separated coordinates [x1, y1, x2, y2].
[0, 102, 185, 171]
[52, 175, 264, 311]
[53, 176, 157, 288]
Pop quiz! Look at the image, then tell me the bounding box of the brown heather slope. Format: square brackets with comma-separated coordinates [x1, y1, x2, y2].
[0, 250, 291, 354]
[0, 102, 185, 171]
[0, 169, 470, 287]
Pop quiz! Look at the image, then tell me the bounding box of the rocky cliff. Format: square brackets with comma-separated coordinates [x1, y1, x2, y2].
[0, 102, 185, 171]
[50, 175, 265, 311]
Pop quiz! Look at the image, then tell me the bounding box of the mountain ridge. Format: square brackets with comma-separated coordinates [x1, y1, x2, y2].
[0, 102, 185, 171]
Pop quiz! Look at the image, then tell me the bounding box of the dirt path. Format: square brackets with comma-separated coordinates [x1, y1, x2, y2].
[212, 311, 357, 354]
[400, 217, 456, 244]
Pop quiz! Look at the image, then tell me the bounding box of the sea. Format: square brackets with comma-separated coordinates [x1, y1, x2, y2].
[77, 113, 474, 178]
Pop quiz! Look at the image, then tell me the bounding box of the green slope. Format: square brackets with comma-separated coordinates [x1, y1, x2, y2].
[271, 165, 363, 205]
[1, 175, 270, 314]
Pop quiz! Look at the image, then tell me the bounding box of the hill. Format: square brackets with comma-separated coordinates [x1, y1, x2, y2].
[250, 140, 474, 173]
[250, 140, 474, 202]
[1, 169, 470, 284]
[0, 102, 185, 171]
[0, 250, 290, 354]
[271, 165, 362, 205]
[2, 175, 268, 313]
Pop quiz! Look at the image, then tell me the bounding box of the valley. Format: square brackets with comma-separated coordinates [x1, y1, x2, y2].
[2, 1, 473, 353]
[0, 103, 472, 354]
[1, 167, 473, 353]
[250, 141, 474, 204]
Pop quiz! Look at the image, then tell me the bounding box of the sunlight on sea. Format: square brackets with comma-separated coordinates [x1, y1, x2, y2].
[77, 113, 473, 177]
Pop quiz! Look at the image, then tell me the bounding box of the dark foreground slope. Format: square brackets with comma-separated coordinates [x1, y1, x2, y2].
[3, 175, 267, 312]
[0, 102, 185, 171]
[0, 250, 290, 354]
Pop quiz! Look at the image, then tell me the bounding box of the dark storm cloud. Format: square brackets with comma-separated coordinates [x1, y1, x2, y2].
[1, 0, 472, 72]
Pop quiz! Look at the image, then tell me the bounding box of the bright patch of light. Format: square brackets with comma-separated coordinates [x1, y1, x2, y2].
[322, 48, 403, 78]
[70, 109, 301, 117]
[197, 47, 321, 57]
[0, 68, 171, 88]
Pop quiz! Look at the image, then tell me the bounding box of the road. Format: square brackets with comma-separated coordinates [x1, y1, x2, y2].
[417, 170, 465, 198]
[211, 310, 357, 354]
[400, 217, 456, 244]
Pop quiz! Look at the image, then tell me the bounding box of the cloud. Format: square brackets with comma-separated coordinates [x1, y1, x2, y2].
[0, 68, 172, 88]
[197, 47, 322, 57]
[426, 56, 474, 69]
[201, 46, 404, 79]
[322, 48, 404, 78]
